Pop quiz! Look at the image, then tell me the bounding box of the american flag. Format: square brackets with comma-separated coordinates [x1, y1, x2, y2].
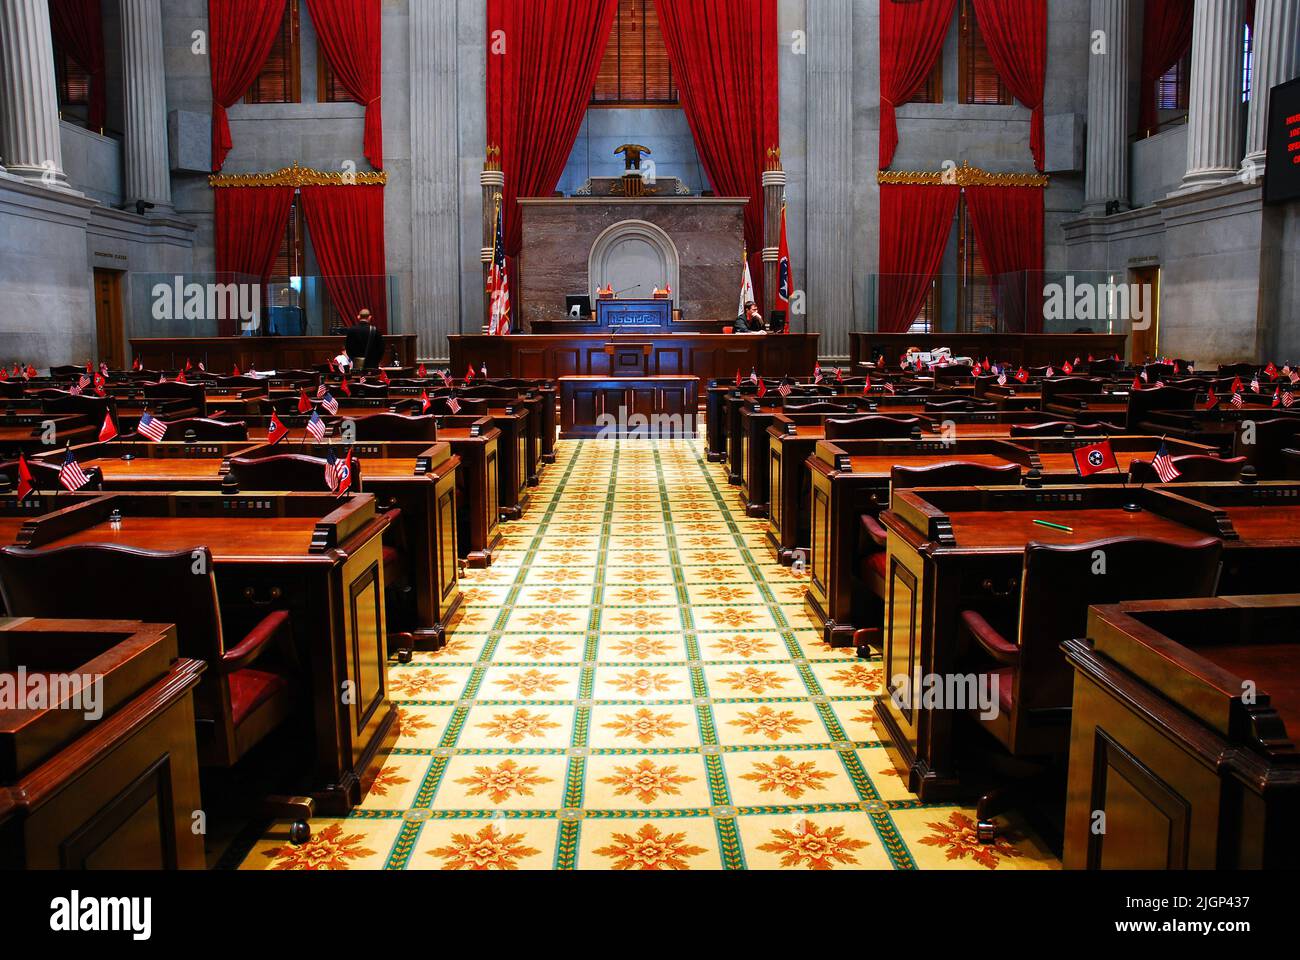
[58, 446, 91, 492]
[1285, 392, 1296, 409]
[332, 448, 354, 497]
[1251, 377, 1261, 393]
[137, 411, 167, 442]
[488, 201, 511, 337]
[440, 369, 454, 389]
[306, 410, 327, 443]
[448, 396, 462, 414]
[883, 381, 896, 395]
[749, 368, 759, 385]
[325, 447, 340, 491]
[813, 362, 823, 384]
[1231, 391, 1245, 408]
[1046, 366, 1055, 378]
[1290, 370, 1300, 385]
[1140, 369, 1149, 383]
[77, 374, 91, 391]
[1152, 442, 1182, 483]
[317, 382, 328, 399]
[997, 372, 1008, 386]
[321, 392, 339, 415]
[777, 381, 793, 398]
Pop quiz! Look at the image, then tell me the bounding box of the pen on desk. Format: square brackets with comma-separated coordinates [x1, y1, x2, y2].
[1033, 520, 1074, 534]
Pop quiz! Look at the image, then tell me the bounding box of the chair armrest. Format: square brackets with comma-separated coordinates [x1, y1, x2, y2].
[221, 609, 292, 673]
[960, 610, 1020, 666]
[860, 514, 888, 550]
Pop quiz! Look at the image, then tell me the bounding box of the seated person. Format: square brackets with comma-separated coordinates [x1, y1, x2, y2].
[735, 302, 768, 333]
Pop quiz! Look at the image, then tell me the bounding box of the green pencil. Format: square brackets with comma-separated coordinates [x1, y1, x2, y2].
[1034, 519, 1074, 533]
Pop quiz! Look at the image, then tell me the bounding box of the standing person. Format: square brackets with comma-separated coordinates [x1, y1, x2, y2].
[344, 309, 384, 370]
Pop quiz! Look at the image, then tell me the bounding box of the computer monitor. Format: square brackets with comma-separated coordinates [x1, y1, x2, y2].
[566, 295, 592, 319]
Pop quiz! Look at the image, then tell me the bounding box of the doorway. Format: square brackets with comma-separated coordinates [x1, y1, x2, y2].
[1128, 266, 1161, 363]
[93, 269, 125, 370]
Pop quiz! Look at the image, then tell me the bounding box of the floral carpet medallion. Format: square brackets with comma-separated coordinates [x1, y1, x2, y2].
[241, 440, 1059, 872]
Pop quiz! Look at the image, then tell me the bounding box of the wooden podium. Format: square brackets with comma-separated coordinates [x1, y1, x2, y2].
[604, 341, 653, 377]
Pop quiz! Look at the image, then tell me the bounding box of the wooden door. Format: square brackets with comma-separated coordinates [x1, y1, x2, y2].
[93, 269, 125, 370]
[1129, 266, 1161, 363]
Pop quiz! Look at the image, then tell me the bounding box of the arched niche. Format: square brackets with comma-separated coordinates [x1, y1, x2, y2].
[588, 219, 680, 301]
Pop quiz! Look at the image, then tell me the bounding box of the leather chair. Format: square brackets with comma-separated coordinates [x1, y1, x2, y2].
[262, 396, 310, 417]
[1009, 421, 1118, 438]
[1282, 448, 1300, 481]
[782, 402, 859, 416]
[0, 380, 23, 399]
[924, 399, 997, 413]
[961, 536, 1222, 841]
[1143, 362, 1177, 382]
[933, 364, 975, 382]
[1127, 384, 1198, 431]
[460, 386, 520, 401]
[0, 543, 314, 843]
[49, 365, 86, 378]
[351, 413, 438, 442]
[853, 462, 1022, 652]
[823, 415, 928, 441]
[143, 381, 207, 417]
[1040, 377, 1106, 408]
[347, 382, 389, 400]
[151, 417, 250, 442]
[1084, 358, 1122, 376]
[1238, 419, 1300, 479]
[1128, 454, 1247, 484]
[42, 394, 113, 422]
[1217, 362, 1258, 377]
[215, 375, 272, 392]
[434, 397, 490, 417]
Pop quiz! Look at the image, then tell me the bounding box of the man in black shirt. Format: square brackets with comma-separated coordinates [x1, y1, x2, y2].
[343, 309, 384, 370]
[735, 302, 767, 333]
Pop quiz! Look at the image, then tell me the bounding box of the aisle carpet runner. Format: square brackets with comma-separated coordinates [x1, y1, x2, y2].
[241, 440, 1058, 870]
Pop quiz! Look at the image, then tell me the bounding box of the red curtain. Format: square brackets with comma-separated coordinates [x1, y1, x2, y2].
[880, 0, 955, 170]
[305, 0, 383, 169]
[656, 0, 779, 308]
[965, 185, 1045, 334]
[971, 0, 1047, 171]
[486, 0, 618, 317]
[877, 184, 960, 334]
[301, 184, 388, 332]
[48, 0, 106, 133]
[214, 186, 295, 336]
[209, 0, 287, 171]
[1139, 0, 1195, 138]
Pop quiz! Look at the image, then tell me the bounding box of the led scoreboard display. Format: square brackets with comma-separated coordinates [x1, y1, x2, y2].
[1264, 76, 1300, 206]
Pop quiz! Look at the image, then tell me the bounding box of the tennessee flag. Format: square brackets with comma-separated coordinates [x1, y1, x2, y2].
[774, 203, 793, 330]
[16, 454, 34, 501]
[487, 201, 511, 336]
[1073, 440, 1119, 478]
[267, 412, 288, 445]
[98, 411, 118, 443]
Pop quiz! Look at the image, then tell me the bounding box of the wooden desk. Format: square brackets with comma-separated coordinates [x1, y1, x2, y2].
[437, 418, 503, 568]
[129, 335, 418, 372]
[13, 493, 397, 815]
[450, 333, 820, 391]
[849, 332, 1129, 371]
[0, 415, 96, 458]
[486, 405, 530, 519]
[875, 485, 1232, 800]
[235, 441, 463, 649]
[1064, 596, 1300, 868]
[557, 375, 699, 440]
[0, 619, 206, 869]
[35, 441, 261, 490]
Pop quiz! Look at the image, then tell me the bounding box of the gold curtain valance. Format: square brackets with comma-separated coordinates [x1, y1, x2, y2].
[877, 162, 1048, 188]
[208, 162, 387, 188]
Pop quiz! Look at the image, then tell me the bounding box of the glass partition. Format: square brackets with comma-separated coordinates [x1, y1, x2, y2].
[861, 270, 1149, 338]
[127, 273, 402, 340]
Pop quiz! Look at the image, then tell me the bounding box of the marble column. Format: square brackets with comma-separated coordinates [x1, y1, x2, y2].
[762, 165, 785, 313]
[481, 162, 504, 333]
[120, 0, 173, 212]
[0, 0, 74, 191]
[806, 0, 854, 357]
[411, 0, 463, 358]
[1084, 0, 1131, 213]
[1180, 0, 1247, 192]
[1242, 0, 1300, 176]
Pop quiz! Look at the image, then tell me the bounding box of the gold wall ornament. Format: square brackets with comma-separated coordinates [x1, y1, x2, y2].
[765, 146, 783, 171]
[485, 145, 502, 171]
[876, 161, 1049, 188]
[208, 162, 387, 188]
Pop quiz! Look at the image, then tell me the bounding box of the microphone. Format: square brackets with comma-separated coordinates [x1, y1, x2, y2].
[614, 284, 643, 297]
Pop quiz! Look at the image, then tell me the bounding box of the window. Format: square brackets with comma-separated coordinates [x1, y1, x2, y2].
[53, 46, 90, 116]
[908, 60, 944, 105]
[957, 197, 998, 332]
[1156, 53, 1191, 112]
[247, 0, 301, 104]
[1242, 23, 1254, 103]
[959, 0, 1013, 106]
[319, 56, 353, 104]
[269, 196, 307, 311]
[908, 280, 941, 334]
[592, 0, 678, 105]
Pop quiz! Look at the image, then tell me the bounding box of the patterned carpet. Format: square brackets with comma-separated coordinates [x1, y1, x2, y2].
[240, 439, 1060, 870]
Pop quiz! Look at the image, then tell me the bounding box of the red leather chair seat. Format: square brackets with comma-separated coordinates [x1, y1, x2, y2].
[862, 550, 887, 582]
[382, 545, 402, 584]
[991, 667, 1015, 715]
[229, 669, 289, 727]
